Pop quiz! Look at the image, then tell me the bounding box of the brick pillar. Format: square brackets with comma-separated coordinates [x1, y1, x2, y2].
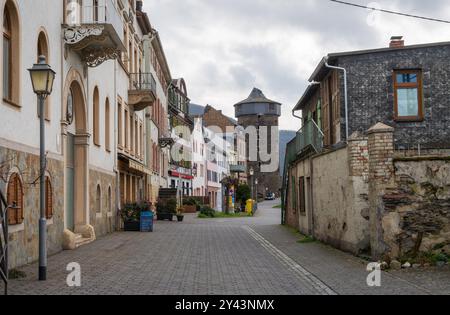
[368, 123, 395, 260]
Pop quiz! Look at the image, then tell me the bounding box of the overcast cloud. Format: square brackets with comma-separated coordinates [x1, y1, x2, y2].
[144, 0, 450, 130]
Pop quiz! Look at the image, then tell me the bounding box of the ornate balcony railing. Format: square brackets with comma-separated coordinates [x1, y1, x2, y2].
[63, 0, 125, 67]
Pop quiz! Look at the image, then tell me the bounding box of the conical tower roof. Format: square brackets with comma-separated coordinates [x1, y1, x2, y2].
[234, 88, 281, 106]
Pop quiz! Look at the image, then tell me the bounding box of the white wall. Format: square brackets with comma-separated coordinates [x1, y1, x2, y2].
[0, 0, 64, 156]
[192, 117, 206, 195]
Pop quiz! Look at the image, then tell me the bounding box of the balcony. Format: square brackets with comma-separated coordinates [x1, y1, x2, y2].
[295, 119, 324, 155]
[128, 73, 157, 111]
[63, 0, 126, 67]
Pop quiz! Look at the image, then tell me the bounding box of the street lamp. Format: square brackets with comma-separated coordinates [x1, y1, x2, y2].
[28, 55, 56, 281]
[255, 178, 259, 209]
[249, 167, 254, 201]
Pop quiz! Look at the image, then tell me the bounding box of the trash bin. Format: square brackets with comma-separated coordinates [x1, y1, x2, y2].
[246, 199, 254, 215]
[140, 211, 154, 232]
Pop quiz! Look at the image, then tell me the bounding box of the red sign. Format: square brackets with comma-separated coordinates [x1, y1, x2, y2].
[169, 170, 194, 180]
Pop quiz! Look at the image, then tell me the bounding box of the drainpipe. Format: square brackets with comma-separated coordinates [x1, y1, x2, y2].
[114, 57, 120, 231]
[324, 58, 349, 142]
[292, 109, 302, 121]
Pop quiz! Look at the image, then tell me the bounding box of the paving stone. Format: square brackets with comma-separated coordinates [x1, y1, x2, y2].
[3, 200, 449, 295]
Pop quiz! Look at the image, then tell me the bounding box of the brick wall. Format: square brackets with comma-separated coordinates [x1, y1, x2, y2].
[348, 132, 369, 177]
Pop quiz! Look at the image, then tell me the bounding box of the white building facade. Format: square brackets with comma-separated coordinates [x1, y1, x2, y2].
[191, 117, 207, 197]
[0, 0, 172, 269]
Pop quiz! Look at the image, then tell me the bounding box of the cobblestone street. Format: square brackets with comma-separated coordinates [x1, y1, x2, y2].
[4, 200, 450, 295]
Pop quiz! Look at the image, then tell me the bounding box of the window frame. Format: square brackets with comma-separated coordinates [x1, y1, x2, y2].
[298, 177, 306, 214]
[3, 10, 12, 102]
[93, 87, 100, 147]
[7, 172, 24, 225]
[105, 97, 111, 152]
[393, 69, 424, 122]
[96, 184, 102, 214]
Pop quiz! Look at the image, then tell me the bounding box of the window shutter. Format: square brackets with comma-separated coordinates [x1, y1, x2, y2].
[331, 71, 341, 143]
[7, 176, 16, 225]
[7, 173, 23, 225]
[321, 80, 331, 147]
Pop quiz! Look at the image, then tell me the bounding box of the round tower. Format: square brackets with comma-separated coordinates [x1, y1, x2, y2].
[234, 88, 282, 198]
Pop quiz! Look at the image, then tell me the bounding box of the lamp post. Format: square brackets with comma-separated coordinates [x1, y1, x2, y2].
[28, 55, 56, 281]
[255, 178, 259, 210]
[249, 167, 254, 201]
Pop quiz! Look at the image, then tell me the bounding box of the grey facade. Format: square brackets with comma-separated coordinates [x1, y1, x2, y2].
[306, 41, 450, 149]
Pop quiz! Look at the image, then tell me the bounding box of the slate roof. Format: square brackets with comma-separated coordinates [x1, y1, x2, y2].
[234, 88, 281, 106]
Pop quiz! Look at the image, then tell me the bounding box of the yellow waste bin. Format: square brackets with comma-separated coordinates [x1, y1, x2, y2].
[246, 199, 254, 215]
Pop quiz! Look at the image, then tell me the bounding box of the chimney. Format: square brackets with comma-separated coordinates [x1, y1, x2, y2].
[136, 0, 143, 12]
[390, 36, 405, 48]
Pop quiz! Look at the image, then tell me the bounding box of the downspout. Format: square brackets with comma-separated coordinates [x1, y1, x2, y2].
[292, 109, 302, 121]
[144, 32, 156, 205]
[114, 58, 120, 231]
[324, 58, 349, 142]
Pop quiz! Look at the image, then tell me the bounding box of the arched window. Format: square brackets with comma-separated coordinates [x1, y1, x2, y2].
[93, 87, 100, 146]
[66, 88, 74, 124]
[96, 184, 101, 213]
[105, 97, 110, 152]
[7, 173, 23, 225]
[93, 0, 99, 22]
[3, 1, 19, 105]
[107, 186, 112, 213]
[45, 176, 53, 219]
[37, 31, 50, 120]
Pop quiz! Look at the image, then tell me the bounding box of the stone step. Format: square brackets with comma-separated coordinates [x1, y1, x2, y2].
[74, 234, 94, 248]
[63, 226, 96, 251]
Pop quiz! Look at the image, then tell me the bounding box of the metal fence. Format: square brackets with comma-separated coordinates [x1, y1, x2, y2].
[295, 120, 324, 156]
[129, 73, 157, 93]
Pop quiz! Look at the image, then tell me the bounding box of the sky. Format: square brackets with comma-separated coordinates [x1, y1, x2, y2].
[144, 0, 450, 130]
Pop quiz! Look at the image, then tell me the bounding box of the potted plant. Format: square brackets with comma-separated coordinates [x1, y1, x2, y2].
[157, 198, 177, 221]
[183, 198, 199, 213]
[121, 203, 141, 231]
[176, 206, 185, 222]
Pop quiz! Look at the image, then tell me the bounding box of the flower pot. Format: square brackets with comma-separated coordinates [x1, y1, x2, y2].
[124, 220, 140, 232]
[183, 205, 197, 214]
[157, 213, 174, 221]
[177, 215, 184, 222]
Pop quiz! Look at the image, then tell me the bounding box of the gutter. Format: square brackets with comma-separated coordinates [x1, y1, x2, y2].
[292, 82, 321, 124]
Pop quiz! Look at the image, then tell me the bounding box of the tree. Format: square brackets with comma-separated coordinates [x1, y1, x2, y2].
[236, 184, 251, 205]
